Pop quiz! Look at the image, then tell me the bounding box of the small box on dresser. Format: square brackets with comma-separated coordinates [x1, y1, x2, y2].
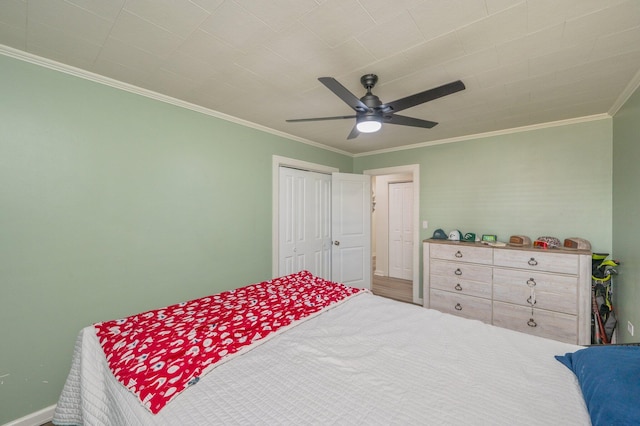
[423, 239, 592, 345]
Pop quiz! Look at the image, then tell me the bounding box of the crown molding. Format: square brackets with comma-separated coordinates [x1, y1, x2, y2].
[354, 113, 612, 157]
[1, 44, 619, 160]
[0, 44, 352, 157]
[609, 67, 640, 116]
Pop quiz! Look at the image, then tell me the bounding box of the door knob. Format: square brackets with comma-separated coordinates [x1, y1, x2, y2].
[333, 241, 340, 246]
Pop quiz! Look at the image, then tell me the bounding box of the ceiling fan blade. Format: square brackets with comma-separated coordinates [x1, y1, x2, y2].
[286, 114, 357, 123]
[383, 114, 438, 129]
[318, 77, 369, 112]
[382, 80, 465, 114]
[347, 125, 360, 139]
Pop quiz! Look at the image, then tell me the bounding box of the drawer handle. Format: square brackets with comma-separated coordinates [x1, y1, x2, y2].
[454, 268, 462, 276]
[528, 257, 538, 266]
[527, 318, 537, 328]
[526, 278, 536, 287]
[526, 296, 537, 306]
[455, 303, 462, 311]
[455, 250, 463, 258]
[454, 283, 463, 291]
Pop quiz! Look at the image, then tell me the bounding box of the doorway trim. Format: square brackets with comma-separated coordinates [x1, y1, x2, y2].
[364, 164, 421, 304]
[272, 155, 339, 278]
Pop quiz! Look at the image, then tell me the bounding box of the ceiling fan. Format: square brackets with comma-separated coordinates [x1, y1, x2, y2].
[286, 74, 465, 139]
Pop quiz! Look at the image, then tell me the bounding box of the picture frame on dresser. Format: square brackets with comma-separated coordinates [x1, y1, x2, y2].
[423, 239, 592, 345]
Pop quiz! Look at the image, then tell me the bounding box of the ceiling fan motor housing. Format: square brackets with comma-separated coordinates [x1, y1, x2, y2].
[360, 74, 378, 89]
[360, 74, 382, 110]
[357, 74, 383, 130]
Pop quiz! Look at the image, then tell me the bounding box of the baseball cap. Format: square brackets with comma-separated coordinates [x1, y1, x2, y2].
[534, 236, 561, 249]
[432, 228, 447, 239]
[462, 232, 476, 242]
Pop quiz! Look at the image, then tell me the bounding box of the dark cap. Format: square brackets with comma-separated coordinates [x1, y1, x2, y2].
[462, 232, 476, 242]
[432, 228, 447, 239]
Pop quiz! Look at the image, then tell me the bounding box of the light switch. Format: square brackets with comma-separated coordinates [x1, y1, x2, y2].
[422, 220, 428, 229]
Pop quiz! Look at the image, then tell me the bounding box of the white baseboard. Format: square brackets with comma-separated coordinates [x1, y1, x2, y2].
[3, 405, 55, 426]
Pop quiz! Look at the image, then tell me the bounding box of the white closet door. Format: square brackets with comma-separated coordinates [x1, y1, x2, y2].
[278, 167, 331, 279]
[389, 182, 413, 280]
[331, 172, 371, 289]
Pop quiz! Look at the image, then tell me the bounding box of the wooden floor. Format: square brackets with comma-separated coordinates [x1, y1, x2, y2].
[370, 256, 417, 305]
[371, 273, 416, 304]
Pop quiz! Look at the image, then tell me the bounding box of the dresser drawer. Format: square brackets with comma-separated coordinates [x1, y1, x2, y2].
[493, 301, 578, 344]
[430, 259, 492, 283]
[430, 243, 492, 265]
[430, 274, 492, 299]
[493, 268, 578, 314]
[430, 289, 492, 323]
[493, 249, 578, 274]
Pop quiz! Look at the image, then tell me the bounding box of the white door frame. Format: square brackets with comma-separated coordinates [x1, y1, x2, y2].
[373, 173, 412, 277]
[272, 155, 338, 278]
[364, 165, 421, 304]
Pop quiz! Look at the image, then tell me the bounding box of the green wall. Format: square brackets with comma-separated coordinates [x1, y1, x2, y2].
[613, 86, 640, 344]
[0, 54, 352, 424]
[2, 49, 633, 424]
[355, 121, 613, 301]
[354, 120, 613, 254]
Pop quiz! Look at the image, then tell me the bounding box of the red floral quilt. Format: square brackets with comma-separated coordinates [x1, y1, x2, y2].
[94, 270, 365, 414]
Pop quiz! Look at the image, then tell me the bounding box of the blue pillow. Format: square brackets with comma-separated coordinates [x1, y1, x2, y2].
[556, 346, 640, 426]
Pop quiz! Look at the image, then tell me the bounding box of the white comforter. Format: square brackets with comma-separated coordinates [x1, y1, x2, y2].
[53, 292, 590, 425]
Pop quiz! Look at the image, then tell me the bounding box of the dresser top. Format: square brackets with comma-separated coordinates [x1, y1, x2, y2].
[423, 239, 591, 255]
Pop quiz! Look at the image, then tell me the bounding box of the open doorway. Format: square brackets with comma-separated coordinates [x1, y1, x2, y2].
[364, 165, 420, 305]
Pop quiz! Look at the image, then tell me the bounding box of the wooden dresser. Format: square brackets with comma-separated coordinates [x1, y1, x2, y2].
[423, 239, 592, 345]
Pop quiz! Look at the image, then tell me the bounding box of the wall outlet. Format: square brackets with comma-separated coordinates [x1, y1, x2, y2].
[628, 321, 635, 337]
[422, 220, 428, 229]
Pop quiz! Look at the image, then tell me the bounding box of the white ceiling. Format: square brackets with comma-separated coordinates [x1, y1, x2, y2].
[1, 0, 640, 155]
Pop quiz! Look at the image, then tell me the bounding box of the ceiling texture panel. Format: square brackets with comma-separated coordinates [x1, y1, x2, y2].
[1, 0, 639, 154]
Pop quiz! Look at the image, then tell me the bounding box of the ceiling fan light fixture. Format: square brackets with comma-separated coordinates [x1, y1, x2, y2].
[356, 115, 382, 133]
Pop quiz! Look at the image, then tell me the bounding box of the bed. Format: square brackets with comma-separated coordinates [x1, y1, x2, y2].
[52, 271, 638, 425]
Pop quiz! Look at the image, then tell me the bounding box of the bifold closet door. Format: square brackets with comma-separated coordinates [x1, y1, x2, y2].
[278, 167, 331, 279]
